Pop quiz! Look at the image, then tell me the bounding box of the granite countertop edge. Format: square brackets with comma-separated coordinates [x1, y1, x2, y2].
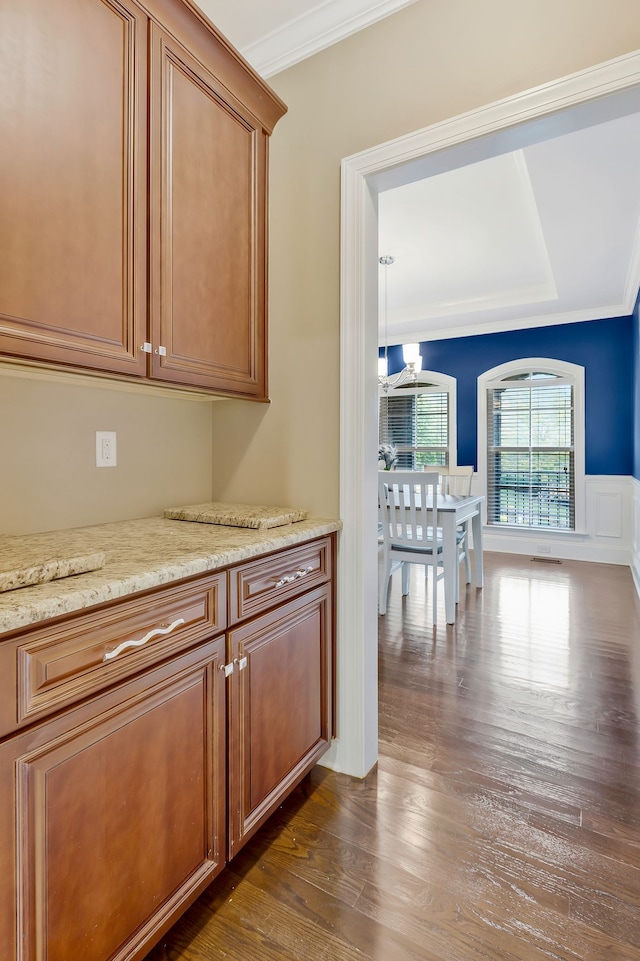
[0, 515, 342, 636]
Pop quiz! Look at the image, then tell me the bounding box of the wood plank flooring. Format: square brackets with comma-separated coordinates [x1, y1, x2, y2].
[144, 552, 640, 961]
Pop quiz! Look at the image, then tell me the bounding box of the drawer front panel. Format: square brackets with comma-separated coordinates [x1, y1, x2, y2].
[229, 538, 331, 624]
[16, 573, 226, 726]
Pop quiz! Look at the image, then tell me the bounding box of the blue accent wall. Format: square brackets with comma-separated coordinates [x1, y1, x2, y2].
[382, 316, 635, 474]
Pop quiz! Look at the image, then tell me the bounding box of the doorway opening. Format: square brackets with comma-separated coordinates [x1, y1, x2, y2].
[327, 51, 640, 779]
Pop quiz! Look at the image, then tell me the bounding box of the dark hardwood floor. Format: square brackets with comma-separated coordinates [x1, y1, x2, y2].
[144, 551, 640, 961]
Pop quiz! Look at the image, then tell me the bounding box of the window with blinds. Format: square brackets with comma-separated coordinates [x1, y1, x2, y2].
[379, 384, 449, 469]
[486, 371, 575, 530]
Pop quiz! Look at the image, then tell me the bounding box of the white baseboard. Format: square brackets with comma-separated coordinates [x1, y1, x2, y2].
[480, 531, 630, 566]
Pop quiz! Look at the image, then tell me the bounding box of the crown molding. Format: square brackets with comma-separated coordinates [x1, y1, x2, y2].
[387, 303, 635, 344]
[388, 278, 560, 327]
[241, 0, 419, 77]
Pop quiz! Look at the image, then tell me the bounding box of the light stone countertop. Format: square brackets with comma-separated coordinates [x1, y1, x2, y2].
[0, 514, 341, 636]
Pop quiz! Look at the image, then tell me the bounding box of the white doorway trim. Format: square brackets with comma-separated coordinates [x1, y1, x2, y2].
[324, 50, 640, 778]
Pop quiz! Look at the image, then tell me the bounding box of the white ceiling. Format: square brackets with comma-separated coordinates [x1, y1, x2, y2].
[193, 0, 418, 77]
[379, 110, 640, 343]
[192, 0, 640, 346]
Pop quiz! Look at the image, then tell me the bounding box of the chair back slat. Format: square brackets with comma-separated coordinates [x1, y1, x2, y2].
[437, 465, 473, 496]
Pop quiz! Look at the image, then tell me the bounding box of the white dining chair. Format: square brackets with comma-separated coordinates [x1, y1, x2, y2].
[378, 470, 467, 624]
[436, 465, 474, 584]
[436, 465, 473, 496]
[378, 520, 406, 602]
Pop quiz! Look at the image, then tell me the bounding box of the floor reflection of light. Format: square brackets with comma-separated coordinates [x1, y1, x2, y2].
[498, 575, 570, 688]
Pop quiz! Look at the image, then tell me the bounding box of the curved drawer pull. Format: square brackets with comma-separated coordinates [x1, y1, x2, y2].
[274, 566, 314, 589]
[274, 575, 293, 588]
[103, 617, 186, 662]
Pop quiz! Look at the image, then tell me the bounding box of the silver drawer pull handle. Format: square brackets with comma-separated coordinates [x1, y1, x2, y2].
[274, 575, 294, 588]
[274, 565, 313, 589]
[103, 617, 186, 662]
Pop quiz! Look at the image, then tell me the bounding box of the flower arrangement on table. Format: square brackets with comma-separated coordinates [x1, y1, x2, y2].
[378, 443, 398, 470]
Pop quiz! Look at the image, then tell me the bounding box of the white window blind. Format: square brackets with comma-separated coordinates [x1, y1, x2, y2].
[486, 371, 575, 530]
[379, 385, 449, 469]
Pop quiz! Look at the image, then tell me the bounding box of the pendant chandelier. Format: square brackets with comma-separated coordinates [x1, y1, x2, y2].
[377, 255, 422, 393]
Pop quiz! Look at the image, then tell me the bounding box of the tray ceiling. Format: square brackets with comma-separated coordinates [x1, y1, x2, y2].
[379, 109, 640, 342]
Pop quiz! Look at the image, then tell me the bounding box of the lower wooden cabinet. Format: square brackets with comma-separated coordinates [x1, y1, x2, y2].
[0, 638, 227, 961]
[227, 584, 332, 858]
[0, 535, 335, 961]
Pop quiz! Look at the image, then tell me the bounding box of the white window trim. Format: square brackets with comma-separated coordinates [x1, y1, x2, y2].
[477, 358, 586, 534]
[378, 369, 457, 468]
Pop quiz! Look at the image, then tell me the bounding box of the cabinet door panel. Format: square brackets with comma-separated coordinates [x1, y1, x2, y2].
[228, 586, 332, 857]
[0, 0, 147, 375]
[1, 638, 226, 961]
[150, 27, 267, 397]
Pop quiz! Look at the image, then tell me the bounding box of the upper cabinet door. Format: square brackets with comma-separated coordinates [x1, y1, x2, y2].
[149, 26, 268, 398]
[0, 0, 148, 376]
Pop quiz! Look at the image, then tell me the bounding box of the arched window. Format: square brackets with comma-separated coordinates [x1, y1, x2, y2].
[379, 371, 457, 469]
[478, 359, 585, 532]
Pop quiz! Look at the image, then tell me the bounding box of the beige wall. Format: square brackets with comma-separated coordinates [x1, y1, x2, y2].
[209, 0, 640, 519]
[0, 369, 213, 534]
[4, 0, 640, 535]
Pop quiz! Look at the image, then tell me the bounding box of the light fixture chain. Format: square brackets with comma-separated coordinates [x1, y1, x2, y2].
[378, 255, 394, 394]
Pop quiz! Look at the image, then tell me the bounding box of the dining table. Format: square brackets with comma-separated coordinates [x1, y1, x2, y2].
[436, 492, 485, 623]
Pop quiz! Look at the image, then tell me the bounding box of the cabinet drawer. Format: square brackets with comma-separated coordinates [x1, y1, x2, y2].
[13, 573, 226, 729]
[229, 538, 331, 624]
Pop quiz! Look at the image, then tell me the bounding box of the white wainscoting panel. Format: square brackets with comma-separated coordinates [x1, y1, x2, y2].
[593, 491, 624, 538]
[479, 475, 633, 566]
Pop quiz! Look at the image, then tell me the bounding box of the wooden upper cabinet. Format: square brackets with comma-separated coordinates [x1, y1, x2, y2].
[149, 26, 268, 397]
[0, 0, 286, 397]
[0, 0, 148, 376]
